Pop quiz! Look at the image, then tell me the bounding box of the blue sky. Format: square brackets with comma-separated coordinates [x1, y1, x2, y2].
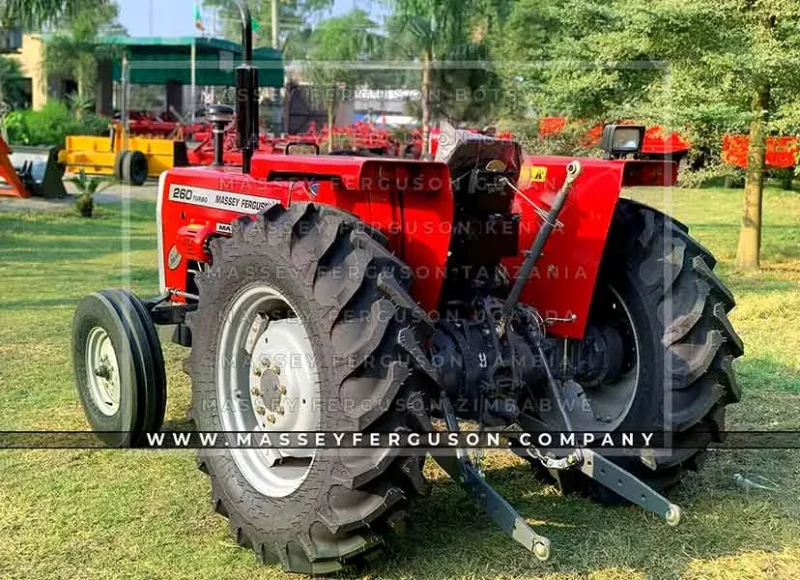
[117, 0, 381, 38]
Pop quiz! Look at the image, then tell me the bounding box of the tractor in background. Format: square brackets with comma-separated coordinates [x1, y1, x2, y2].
[71, 2, 742, 574]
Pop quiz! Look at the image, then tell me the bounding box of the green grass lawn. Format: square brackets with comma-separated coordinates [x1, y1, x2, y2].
[0, 187, 799, 580]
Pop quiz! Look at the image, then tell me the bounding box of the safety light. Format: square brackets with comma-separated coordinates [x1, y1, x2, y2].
[600, 125, 646, 158]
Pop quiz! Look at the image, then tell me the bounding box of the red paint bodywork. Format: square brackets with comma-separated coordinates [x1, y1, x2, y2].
[159, 155, 453, 313]
[159, 151, 675, 340]
[509, 157, 676, 338]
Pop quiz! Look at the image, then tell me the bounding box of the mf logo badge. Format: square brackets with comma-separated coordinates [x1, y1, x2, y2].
[168, 246, 182, 270]
[528, 166, 548, 182]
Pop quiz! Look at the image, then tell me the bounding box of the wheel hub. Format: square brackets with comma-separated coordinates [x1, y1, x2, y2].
[85, 326, 121, 416]
[547, 285, 640, 432]
[217, 285, 321, 498]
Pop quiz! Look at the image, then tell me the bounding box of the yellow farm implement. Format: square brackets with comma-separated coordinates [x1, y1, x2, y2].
[59, 124, 188, 186]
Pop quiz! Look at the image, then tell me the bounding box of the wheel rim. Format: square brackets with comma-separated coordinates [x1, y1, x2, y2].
[85, 327, 121, 416]
[565, 285, 641, 432]
[217, 284, 321, 498]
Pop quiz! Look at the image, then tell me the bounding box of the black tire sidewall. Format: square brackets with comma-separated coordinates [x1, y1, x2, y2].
[594, 261, 667, 434]
[72, 293, 141, 445]
[113, 151, 128, 181]
[103, 289, 167, 435]
[123, 151, 148, 186]
[192, 246, 359, 537]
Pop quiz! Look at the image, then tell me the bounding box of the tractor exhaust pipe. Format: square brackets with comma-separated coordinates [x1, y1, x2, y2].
[233, 0, 259, 174]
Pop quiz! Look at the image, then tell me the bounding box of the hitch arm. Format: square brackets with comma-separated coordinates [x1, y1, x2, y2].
[577, 450, 682, 526]
[433, 393, 552, 561]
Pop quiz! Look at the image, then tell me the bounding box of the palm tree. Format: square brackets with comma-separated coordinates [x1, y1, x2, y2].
[42, 4, 119, 117]
[389, 0, 473, 158]
[0, 0, 111, 29]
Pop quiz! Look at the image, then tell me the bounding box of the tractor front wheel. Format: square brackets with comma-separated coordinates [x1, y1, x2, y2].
[186, 203, 430, 573]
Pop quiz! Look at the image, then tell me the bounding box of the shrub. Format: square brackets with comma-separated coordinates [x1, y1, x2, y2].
[4, 101, 110, 147]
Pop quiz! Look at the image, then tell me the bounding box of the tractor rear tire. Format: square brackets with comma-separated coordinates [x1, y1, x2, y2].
[539, 198, 743, 502]
[186, 203, 430, 573]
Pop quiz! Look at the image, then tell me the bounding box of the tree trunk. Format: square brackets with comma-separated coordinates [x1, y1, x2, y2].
[327, 91, 336, 153]
[736, 84, 770, 270]
[76, 72, 87, 120]
[420, 46, 432, 159]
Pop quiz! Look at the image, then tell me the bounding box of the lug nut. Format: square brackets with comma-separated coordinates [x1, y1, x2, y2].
[251, 387, 262, 396]
[276, 406, 285, 416]
[273, 366, 281, 376]
[278, 385, 287, 395]
[253, 367, 263, 377]
[266, 415, 276, 424]
[255, 406, 266, 416]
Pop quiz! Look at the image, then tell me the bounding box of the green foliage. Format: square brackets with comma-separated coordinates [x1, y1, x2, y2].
[202, 0, 333, 50]
[0, 56, 29, 110]
[303, 9, 381, 109]
[69, 169, 113, 198]
[0, 0, 110, 28]
[69, 169, 113, 217]
[43, 3, 120, 107]
[494, 0, 800, 142]
[498, 116, 599, 157]
[385, 0, 504, 126]
[4, 101, 109, 146]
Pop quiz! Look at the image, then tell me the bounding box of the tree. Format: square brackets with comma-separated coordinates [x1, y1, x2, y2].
[383, 10, 501, 130]
[0, 0, 110, 28]
[388, 0, 480, 157]
[495, 0, 800, 270]
[43, 3, 120, 117]
[304, 9, 381, 152]
[202, 0, 333, 50]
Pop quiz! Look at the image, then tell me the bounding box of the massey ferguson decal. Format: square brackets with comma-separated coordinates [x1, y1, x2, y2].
[168, 185, 278, 214]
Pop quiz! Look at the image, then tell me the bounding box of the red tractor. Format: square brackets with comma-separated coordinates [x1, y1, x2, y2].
[71, 5, 742, 574]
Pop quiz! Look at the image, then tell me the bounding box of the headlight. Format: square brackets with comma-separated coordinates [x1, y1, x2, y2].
[600, 125, 646, 158]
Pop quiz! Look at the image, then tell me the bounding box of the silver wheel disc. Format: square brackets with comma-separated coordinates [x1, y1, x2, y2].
[85, 327, 121, 416]
[217, 284, 321, 498]
[565, 285, 641, 432]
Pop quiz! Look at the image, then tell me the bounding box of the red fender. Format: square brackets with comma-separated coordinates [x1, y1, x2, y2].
[507, 156, 677, 339]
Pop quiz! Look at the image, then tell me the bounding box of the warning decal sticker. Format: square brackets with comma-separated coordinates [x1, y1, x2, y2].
[528, 166, 548, 182]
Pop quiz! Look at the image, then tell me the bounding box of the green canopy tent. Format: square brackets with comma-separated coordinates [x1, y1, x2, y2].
[106, 36, 283, 87]
[100, 36, 283, 120]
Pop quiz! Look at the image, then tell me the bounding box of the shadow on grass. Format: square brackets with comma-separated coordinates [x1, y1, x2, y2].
[374, 456, 799, 580]
[0, 206, 158, 267]
[373, 361, 800, 579]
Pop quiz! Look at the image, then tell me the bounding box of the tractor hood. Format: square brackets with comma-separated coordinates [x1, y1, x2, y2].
[250, 152, 450, 192]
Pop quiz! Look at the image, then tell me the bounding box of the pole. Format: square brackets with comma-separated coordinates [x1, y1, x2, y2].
[271, 0, 279, 49]
[121, 52, 130, 147]
[190, 38, 197, 123]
